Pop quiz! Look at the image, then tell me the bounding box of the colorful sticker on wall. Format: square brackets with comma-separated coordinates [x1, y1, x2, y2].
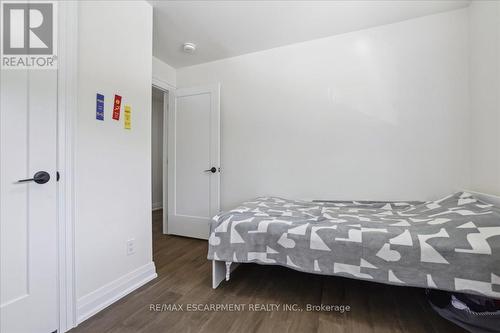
[96, 93, 105, 121]
[112, 94, 122, 120]
[124, 105, 131, 129]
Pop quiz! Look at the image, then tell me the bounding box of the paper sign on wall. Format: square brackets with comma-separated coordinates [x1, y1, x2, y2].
[112, 94, 122, 120]
[96, 93, 105, 121]
[124, 105, 131, 129]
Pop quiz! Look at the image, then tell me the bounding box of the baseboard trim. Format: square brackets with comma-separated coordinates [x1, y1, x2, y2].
[152, 202, 163, 211]
[76, 262, 157, 324]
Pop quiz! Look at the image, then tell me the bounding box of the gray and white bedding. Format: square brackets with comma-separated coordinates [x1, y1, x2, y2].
[207, 192, 500, 299]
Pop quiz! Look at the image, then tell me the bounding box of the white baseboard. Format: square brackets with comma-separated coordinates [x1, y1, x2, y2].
[76, 262, 157, 324]
[152, 202, 163, 211]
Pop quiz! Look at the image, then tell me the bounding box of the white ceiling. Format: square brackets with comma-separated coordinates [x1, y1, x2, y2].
[151, 0, 470, 68]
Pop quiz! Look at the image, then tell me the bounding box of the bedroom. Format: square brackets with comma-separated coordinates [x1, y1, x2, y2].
[0, 0, 499, 332]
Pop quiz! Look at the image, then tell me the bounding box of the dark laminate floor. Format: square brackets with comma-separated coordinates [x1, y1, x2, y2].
[70, 210, 465, 333]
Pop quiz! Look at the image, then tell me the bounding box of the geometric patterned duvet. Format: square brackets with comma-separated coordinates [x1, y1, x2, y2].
[207, 192, 500, 299]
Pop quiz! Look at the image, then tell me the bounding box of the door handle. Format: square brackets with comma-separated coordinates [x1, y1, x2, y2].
[17, 171, 50, 184]
[204, 167, 217, 173]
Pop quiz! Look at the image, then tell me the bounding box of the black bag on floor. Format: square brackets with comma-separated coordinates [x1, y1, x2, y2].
[427, 289, 500, 333]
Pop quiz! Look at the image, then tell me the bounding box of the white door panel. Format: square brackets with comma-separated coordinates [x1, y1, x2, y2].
[176, 93, 211, 218]
[168, 85, 220, 240]
[0, 68, 58, 333]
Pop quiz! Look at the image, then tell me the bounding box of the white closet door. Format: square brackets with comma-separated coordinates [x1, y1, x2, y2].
[0, 68, 58, 333]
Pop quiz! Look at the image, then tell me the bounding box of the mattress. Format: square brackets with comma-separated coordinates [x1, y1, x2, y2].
[207, 192, 500, 299]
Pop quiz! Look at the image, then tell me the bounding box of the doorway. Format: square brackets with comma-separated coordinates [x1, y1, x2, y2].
[151, 82, 220, 239]
[151, 85, 169, 234]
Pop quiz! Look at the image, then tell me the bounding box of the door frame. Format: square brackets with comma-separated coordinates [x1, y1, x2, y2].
[57, 1, 79, 332]
[152, 77, 175, 234]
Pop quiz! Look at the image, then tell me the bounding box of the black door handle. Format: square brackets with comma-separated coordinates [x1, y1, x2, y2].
[17, 171, 50, 184]
[204, 167, 217, 173]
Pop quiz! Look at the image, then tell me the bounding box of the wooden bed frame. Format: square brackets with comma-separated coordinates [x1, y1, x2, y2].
[211, 190, 500, 289]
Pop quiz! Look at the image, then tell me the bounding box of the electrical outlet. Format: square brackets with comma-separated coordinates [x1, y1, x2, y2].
[126, 239, 135, 256]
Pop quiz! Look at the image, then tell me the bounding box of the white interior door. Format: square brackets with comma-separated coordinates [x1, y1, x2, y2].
[168, 84, 220, 240]
[0, 68, 58, 332]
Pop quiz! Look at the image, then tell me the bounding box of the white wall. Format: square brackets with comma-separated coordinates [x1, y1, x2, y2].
[151, 88, 164, 209]
[177, 9, 470, 209]
[153, 56, 176, 87]
[75, 0, 155, 321]
[469, 1, 500, 196]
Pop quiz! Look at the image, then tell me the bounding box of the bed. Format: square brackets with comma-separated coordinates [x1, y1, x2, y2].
[207, 192, 500, 299]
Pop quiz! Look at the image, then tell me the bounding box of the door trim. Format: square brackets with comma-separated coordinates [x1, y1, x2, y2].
[57, 2, 79, 331]
[152, 76, 176, 234]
